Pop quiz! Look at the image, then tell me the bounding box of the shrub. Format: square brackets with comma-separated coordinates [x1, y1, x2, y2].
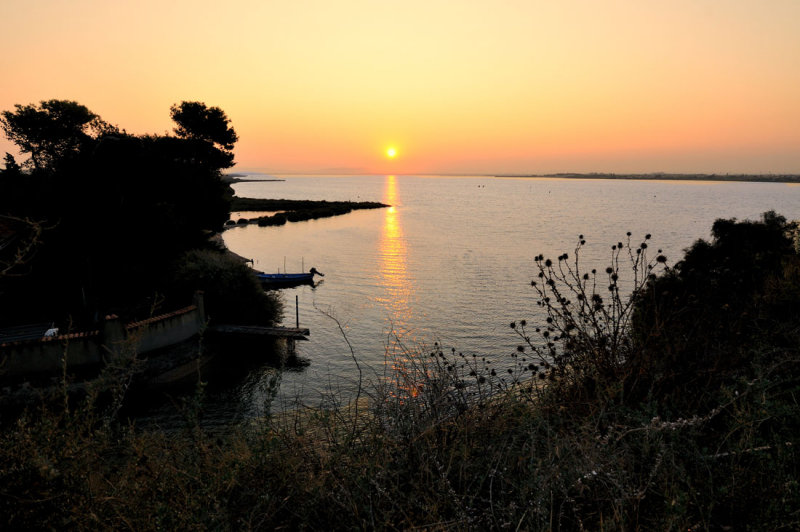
[513, 212, 800, 415]
[256, 213, 287, 226]
[629, 211, 800, 410]
[169, 249, 282, 326]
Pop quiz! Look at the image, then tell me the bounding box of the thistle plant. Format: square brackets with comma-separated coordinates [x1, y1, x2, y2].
[513, 233, 669, 400]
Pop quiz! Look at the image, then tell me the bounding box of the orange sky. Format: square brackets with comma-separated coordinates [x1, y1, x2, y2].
[1, 0, 799, 174]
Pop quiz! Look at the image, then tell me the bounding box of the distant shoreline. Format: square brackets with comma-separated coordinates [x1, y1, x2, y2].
[224, 172, 800, 183]
[221, 174, 285, 184]
[494, 173, 800, 183]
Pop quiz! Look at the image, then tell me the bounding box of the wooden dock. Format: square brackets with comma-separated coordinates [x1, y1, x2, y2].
[209, 325, 309, 339]
[208, 325, 310, 355]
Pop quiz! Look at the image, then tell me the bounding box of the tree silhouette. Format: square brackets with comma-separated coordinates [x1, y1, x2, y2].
[0, 100, 101, 171]
[1, 153, 21, 176]
[0, 100, 248, 325]
[169, 101, 238, 169]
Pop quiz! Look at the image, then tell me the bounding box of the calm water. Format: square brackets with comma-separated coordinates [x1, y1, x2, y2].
[212, 174, 799, 417]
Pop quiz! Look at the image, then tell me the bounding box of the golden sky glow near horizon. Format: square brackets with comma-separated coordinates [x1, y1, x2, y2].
[1, 0, 799, 174]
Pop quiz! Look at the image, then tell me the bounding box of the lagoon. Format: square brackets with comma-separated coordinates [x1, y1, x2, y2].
[204, 175, 799, 419]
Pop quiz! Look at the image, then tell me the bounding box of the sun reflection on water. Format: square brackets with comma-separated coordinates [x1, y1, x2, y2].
[377, 175, 425, 399]
[377, 175, 412, 325]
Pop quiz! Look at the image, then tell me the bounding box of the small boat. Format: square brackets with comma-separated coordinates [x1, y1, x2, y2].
[256, 267, 324, 288]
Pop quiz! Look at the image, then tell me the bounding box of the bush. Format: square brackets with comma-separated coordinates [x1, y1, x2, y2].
[629, 211, 800, 410]
[512, 212, 800, 414]
[169, 249, 282, 326]
[256, 213, 287, 226]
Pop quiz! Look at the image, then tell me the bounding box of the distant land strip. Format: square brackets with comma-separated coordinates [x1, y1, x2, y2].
[222, 174, 285, 183]
[227, 198, 388, 228]
[230, 198, 387, 212]
[495, 173, 800, 183]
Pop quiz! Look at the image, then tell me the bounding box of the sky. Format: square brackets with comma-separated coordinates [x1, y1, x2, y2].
[1, 0, 799, 175]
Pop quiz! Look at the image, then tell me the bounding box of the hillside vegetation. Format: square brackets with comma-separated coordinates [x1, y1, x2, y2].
[0, 100, 281, 328]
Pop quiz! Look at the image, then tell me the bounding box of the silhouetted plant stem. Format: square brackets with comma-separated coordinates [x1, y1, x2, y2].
[315, 303, 363, 439]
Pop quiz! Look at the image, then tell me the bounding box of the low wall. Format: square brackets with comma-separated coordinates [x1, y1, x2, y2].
[0, 330, 102, 375]
[126, 305, 203, 354]
[0, 293, 206, 379]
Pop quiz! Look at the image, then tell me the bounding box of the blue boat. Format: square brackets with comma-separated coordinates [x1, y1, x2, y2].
[256, 267, 324, 288]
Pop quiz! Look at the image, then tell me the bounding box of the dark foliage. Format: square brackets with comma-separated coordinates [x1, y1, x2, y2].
[516, 212, 800, 417]
[1, 153, 21, 176]
[170, 101, 237, 168]
[230, 198, 388, 227]
[0, 100, 105, 172]
[0, 100, 276, 328]
[256, 213, 287, 227]
[229, 197, 387, 212]
[168, 249, 283, 326]
[629, 211, 800, 409]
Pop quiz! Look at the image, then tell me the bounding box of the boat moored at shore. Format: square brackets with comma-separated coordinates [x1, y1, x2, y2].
[256, 267, 324, 288]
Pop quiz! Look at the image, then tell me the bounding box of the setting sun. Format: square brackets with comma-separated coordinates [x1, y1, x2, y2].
[1, 2, 799, 174]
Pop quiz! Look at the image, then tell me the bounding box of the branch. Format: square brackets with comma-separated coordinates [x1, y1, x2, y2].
[0, 216, 44, 277]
